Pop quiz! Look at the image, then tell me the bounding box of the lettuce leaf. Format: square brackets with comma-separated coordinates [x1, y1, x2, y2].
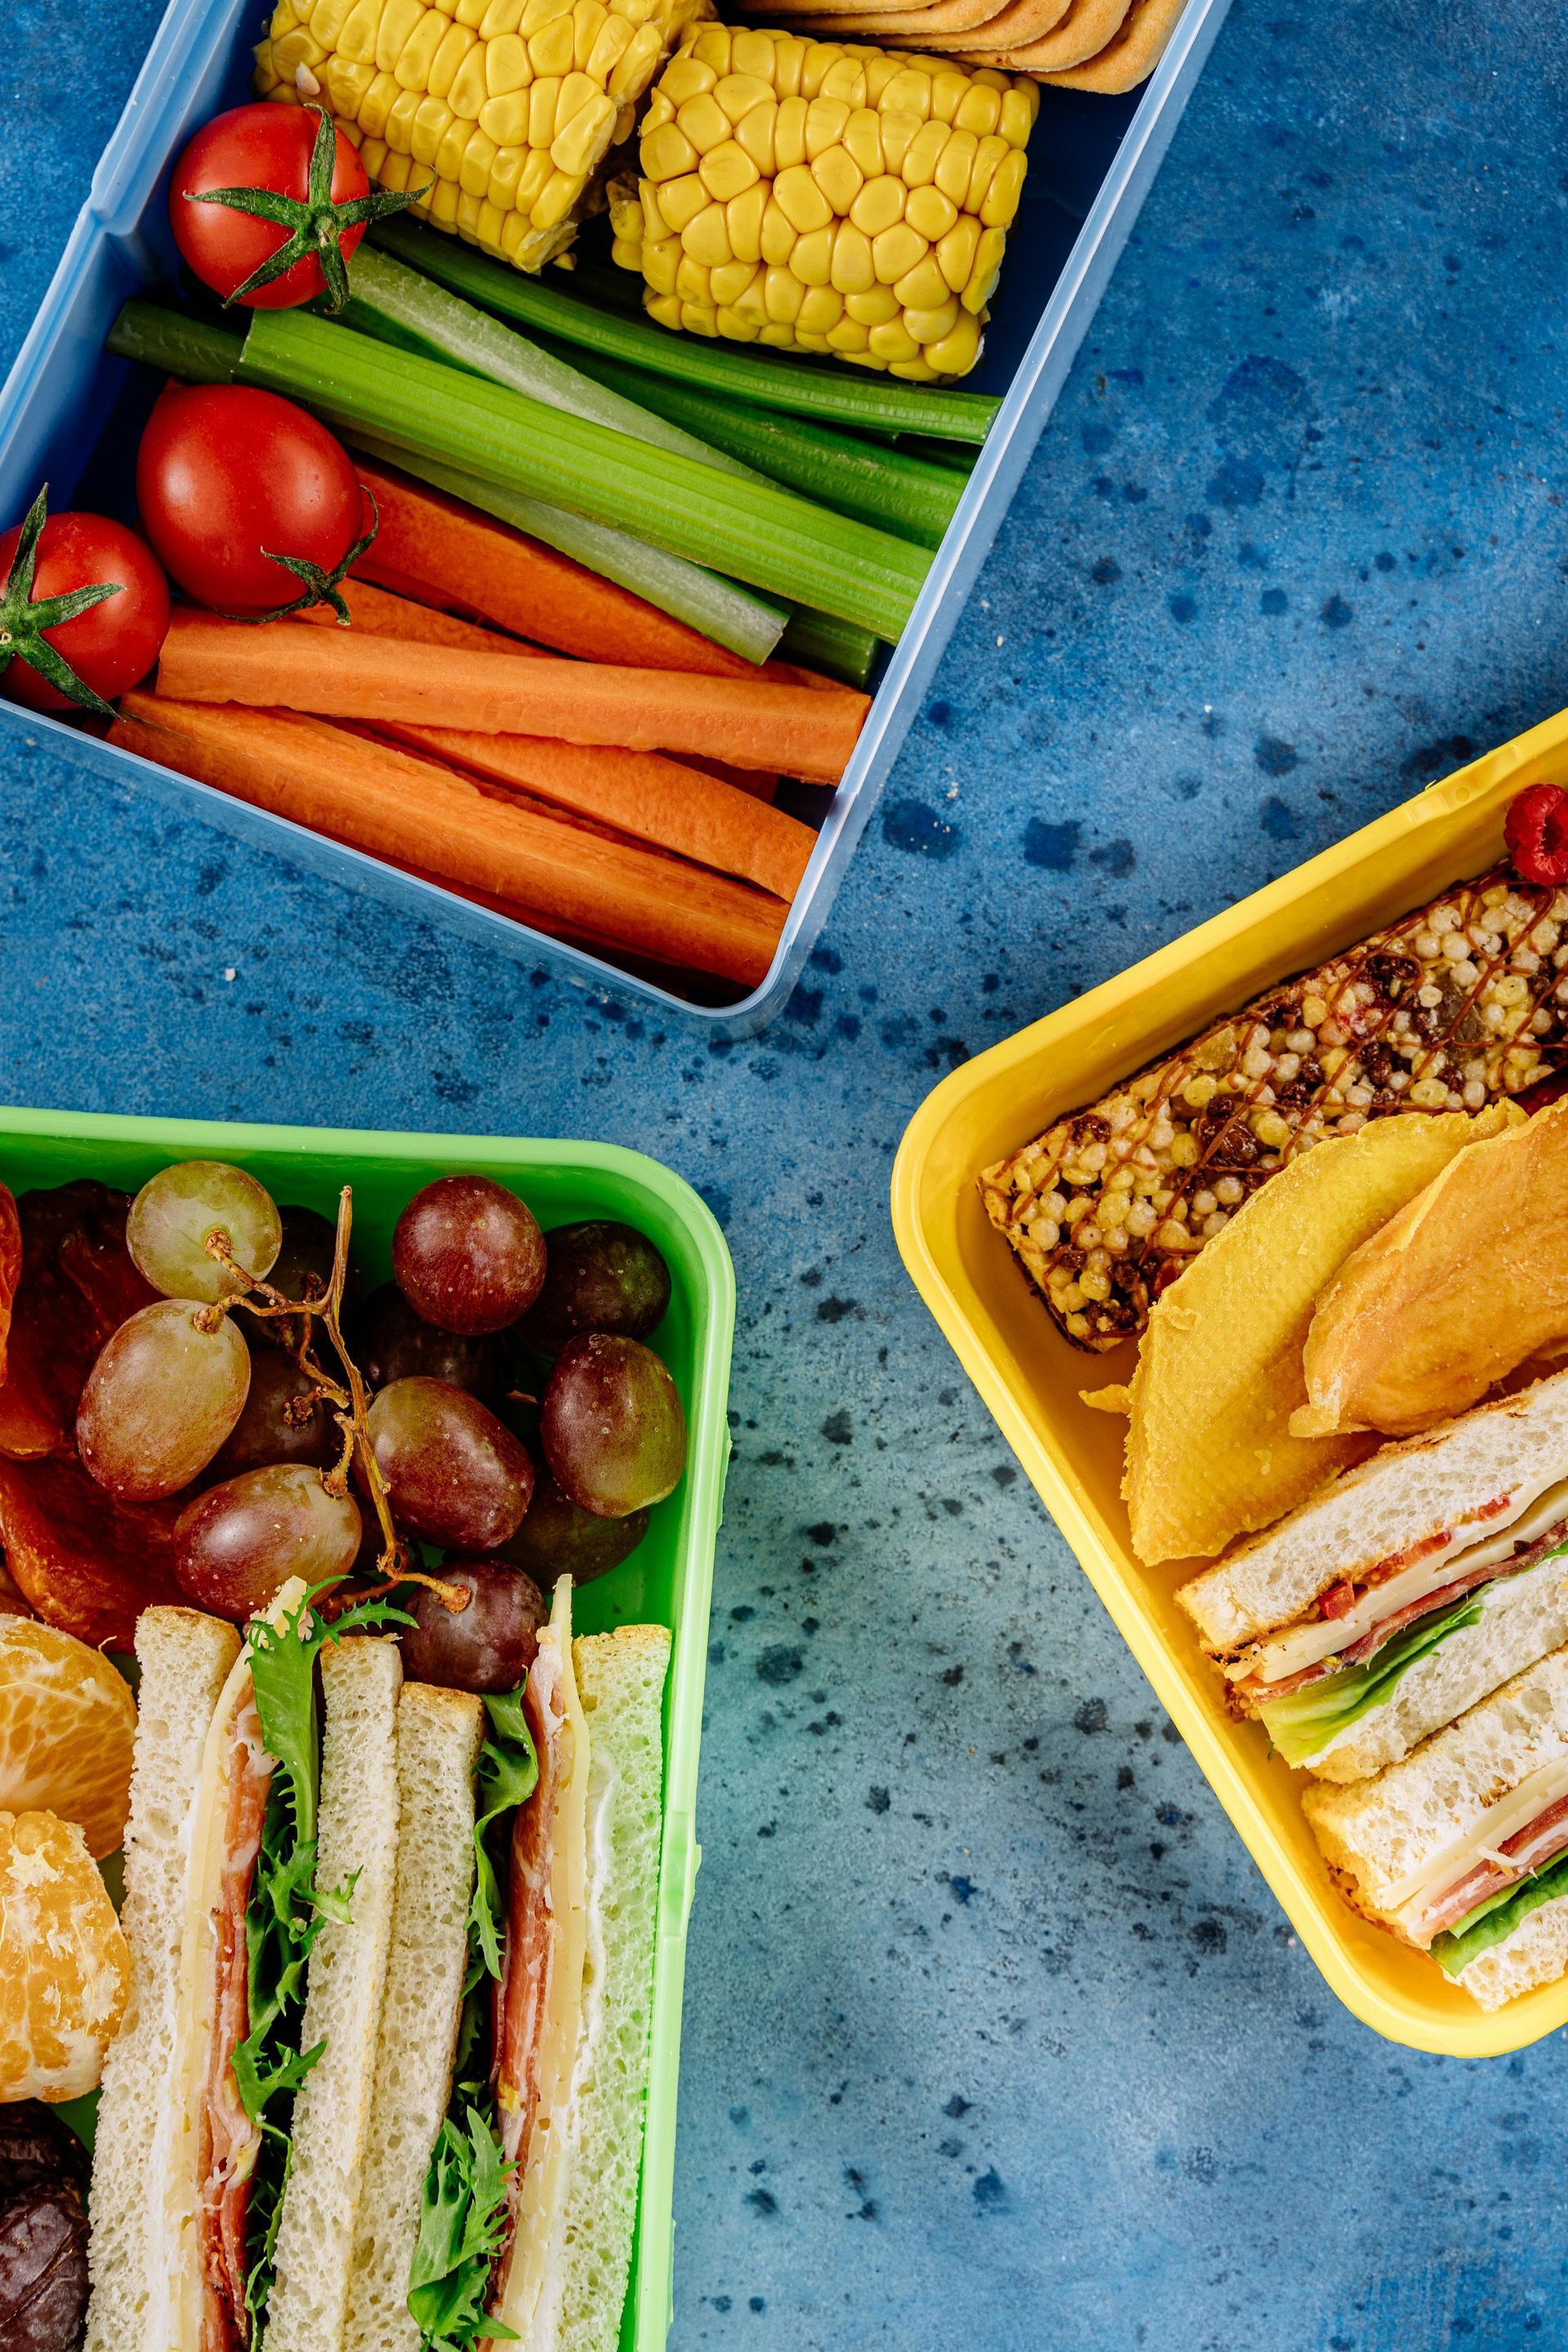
[408, 2105, 519, 2351]
[1432, 1845, 1568, 1978]
[234, 1582, 409, 2325]
[465, 1684, 538, 1989]
[1258, 1585, 1488, 1767]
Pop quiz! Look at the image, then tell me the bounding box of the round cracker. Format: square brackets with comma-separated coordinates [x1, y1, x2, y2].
[968, 0, 1132, 69]
[1037, 0, 1188, 88]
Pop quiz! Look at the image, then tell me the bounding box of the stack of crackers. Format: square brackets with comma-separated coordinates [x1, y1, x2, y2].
[740, 0, 1189, 89]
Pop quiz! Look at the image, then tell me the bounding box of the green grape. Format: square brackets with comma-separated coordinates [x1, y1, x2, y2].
[77, 1300, 251, 1499]
[127, 1160, 283, 1304]
[174, 1464, 362, 1622]
[539, 1335, 687, 1518]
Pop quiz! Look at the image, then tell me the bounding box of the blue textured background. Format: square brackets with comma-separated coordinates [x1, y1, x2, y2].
[6, 2, 1568, 2345]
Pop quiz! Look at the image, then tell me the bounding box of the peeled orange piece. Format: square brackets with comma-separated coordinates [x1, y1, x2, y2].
[0, 1810, 129, 2100]
[0, 1619, 136, 1860]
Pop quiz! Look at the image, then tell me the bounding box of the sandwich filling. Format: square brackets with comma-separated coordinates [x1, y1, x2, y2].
[1379, 1751, 1568, 1952]
[1225, 1480, 1568, 1762]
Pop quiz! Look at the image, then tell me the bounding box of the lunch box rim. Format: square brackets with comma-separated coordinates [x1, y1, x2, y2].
[0, 1099, 735, 2344]
[889, 704, 1568, 2060]
[0, 0, 1234, 1038]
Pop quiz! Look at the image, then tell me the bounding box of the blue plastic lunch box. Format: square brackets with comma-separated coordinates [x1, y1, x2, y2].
[0, 0, 1232, 1034]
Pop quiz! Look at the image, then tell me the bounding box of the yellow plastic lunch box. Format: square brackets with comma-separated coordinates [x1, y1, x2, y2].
[892, 704, 1568, 2058]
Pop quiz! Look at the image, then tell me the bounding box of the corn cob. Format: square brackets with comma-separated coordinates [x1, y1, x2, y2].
[255, 0, 711, 273]
[982, 868, 1568, 1352]
[605, 24, 1036, 381]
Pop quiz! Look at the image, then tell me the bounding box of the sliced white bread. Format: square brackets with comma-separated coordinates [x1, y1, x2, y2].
[556, 1624, 672, 2352]
[1453, 1888, 1568, 2011]
[342, 1682, 485, 2352]
[1179, 1369, 1568, 1653]
[84, 1608, 241, 2352]
[1303, 1644, 1568, 1927]
[265, 1635, 403, 2352]
[1303, 1555, 1568, 1782]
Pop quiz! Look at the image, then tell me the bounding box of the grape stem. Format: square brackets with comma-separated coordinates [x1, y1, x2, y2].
[203, 1200, 469, 1615]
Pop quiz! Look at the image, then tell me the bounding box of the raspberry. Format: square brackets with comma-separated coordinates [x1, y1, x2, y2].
[1504, 783, 1568, 885]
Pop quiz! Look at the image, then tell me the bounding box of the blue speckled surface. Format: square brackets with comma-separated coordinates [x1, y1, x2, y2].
[6, 3, 1568, 2345]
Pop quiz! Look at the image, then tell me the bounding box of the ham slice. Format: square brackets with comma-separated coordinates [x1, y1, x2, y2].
[1414, 1791, 1568, 1945]
[198, 1685, 274, 2352]
[492, 1640, 566, 2277]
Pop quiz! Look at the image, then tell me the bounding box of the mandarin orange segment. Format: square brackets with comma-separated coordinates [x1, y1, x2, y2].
[0, 1620, 137, 1860]
[0, 1810, 129, 2101]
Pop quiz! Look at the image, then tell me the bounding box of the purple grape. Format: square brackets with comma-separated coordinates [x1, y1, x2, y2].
[174, 1463, 362, 1622]
[399, 1561, 548, 1693]
[366, 1377, 533, 1548]
[393, 1174, 546, 1336]
[351, 1283, 501, 1401]
[493, 1462, 649, 1586]
[517, 1223, 671, 1359]
[539, 1335, 686, 1519]
[212, 1349, 336, 1477]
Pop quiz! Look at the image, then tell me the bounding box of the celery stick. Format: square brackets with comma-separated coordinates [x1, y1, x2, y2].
[105, 299, 785, 664]
[372, 220, 1000, 447]
[347, 434, 786, 665]
[777, 609, 883, 693]
[239, 308, 929, 640]
[341, 248, 763, 488]
[541, 344, 963, 550]
[107, 301, 243, 385]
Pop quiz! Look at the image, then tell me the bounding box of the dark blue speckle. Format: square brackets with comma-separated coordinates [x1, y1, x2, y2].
[1260, 796, 1299, 839]
[881, 800, 961, 859]
[1022, 818, 1080, 871]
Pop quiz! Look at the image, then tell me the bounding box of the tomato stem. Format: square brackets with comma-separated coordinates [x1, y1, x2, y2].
[0, 485, 124, 718]
[185, 104, 431, 315]
[219, 488, 381, 627]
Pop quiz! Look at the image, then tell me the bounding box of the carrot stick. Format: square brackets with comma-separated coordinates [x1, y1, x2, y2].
[355, 460, 764, 679]
[374, 720, 813, 900]
[111, 696, 784, 988]
[294, 577, 537, 657]
[154, 612, 867, 785]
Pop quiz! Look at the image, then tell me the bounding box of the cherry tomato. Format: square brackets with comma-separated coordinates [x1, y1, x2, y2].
[0, 507, 169, 715]
[136, 385, 369, 617]
[170, 104, 372, 312]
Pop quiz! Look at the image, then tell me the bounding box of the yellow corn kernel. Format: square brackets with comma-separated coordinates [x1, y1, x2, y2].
[433, 106, 472, 176]
[396, 5, 445, 82]
[643, 119, 697, 180]
[514, 137, 553, 208]
[773, 161, 832, 234]
[763, 264, 804, 322]
[570, 0, 606, 70]
[710, 257, 758, 308]
[850, 173, 903, 236]
[688, 23, 730, 71]
[711, 305, 760, 339]
[458, 122, 496, 191]
[334, 0, 381, 65]
[982, 146, 1026, 228]
[674, 252, 711, 303]
[881, 69, 929, 118]
[756, 321, 795, 345]
[819, 56, 865, 107]
[699, 139, 758, 202]
[930, 74, 968, 126]
[843, 107, 882, 179]
[726, 180, 766, 263]
[479, 89, 527, 143]
[659, 170, 706, 229]
[828, 219, 874, 294]
[426, 18, 475, 93]
[736, 101, 775, 175]
[795, 283, 843, 333]
[310, 0, 358, 43]
[483, 28, 528, 87]
[872, 220, 925, 283]
[473, 193, 501, 239]
[586, 13, 633, 81]
[641, 232, 679, 292]
[923, 306, 979, 377]
[963, 222, 1006, 313]
[803, 96, 849, 160]
[428, 169, 461, 220]
[675, 90, 728, 148]
[478, 0, 523, 29]
[903, 295, 959, 344]
[553, 89, 614, 176]
[385, 82, 424, 149]
[682, 201, 731, 266]
[904, 183, 956, 243]
[844, 281, 898, 324]
[965, 132, 1007, 212]
[954, 80, 999, 136]
[791, 223, 835, 286]
[773, 93, 808, 171]
[715, 70, 771, 120]
[321, 53, 376, 114]
[729, 28, 777, 78]
[901, 118, 947, 189]
[876, 106, 920, 176]
[447, 42, 487, 114]
[999, 86, 1035, 147]
[759, 197, 796, 265]
[933, 128, 976, 205]
[357, 65, 399, 136]
[934, 214, 979, 292]
[646, 291, 683, 328]
[771, 34, 806, 96]
[826, 315, 870, 351]
[867, 317, 920, 363]
[607, 20, 664, 101]
[375, 0, 423, 71]
[486, 140, 523, 207]
[411, 91, 452, 161]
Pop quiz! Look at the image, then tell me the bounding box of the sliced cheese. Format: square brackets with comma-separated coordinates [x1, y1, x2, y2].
[154, 1579, 308, 2352]
[1230, 1477, 1568, 1689]
[1387, 1750, 1568, 1931]
[492, 1577, 590, 2352]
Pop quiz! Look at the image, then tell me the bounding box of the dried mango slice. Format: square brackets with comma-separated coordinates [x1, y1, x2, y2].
[0, 1454, 184, 1651]
[1297, 1099, 1568, 1437]
[0, 1183, 158, 1460]
[1125, 1104, 1521, 1566]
